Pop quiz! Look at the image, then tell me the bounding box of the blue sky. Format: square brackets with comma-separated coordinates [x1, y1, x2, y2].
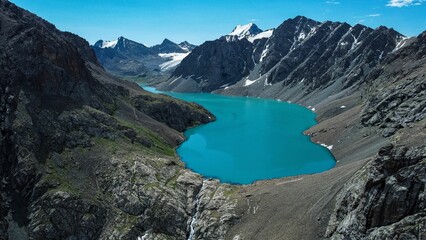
[10, 0, 426, 46]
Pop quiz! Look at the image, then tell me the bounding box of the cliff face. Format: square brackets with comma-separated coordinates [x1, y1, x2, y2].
[0, 1, 239, 239]
[361, 31, 426, 137]
[168, 38, 255, 92]
[326, 145, 425, 239]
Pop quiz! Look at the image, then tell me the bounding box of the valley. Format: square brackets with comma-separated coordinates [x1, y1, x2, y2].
[0, 0, 425, 239]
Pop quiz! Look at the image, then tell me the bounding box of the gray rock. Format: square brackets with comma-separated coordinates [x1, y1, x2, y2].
[326, 145, 426, 239]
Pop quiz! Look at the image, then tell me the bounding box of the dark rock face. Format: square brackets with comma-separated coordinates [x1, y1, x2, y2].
[132, 94, 214, 132]
[326, 144, 426, 239]
[164, 38, 255, 92]
[178, 41, 197, 52]
[361, 31, 426, 137]
[0, 1, 238, 239]
[151, 38, 188, 54]
[260, 18, 402, 88]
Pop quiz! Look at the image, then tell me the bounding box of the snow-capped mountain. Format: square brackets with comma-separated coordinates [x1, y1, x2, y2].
[158, 52, 191, 71]
[226, 23, 274, 43]
[92, 37, 196, 76]
[94, 39, 118, 48]
[228, 23, 262, 39]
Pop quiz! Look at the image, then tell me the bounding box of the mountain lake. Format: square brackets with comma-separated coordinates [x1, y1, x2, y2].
[142, 85, 335, 184]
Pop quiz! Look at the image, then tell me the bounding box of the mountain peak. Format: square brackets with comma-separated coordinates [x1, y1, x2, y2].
[151, 38, 189, 54]
[178, 41, 196, 51]
[229, 23, 263, 38]
[161, 38, 175, 45]
[94, 39, 119, 49]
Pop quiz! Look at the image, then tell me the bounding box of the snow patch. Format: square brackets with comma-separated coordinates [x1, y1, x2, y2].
[298, 32, 306, 41]
[248, 29, 274, 43]
[100, 40, 118, 48]
[168, 76, 182, 85]
[229, 23, 256, 37]
[137, 231, 150, 240]
[319, 143, 333, 150]
[264, 78, 272, 86]
[393, 36, 410, 52]
[159, 52, 190, 71]
[244, 79, 257, 86]
[260, 44, 270, 62]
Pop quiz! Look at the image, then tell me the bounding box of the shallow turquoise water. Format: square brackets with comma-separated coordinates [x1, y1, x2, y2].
[142, 85, 335, 184]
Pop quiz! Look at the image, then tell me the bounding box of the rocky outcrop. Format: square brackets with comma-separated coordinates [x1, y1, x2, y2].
[187, 180, 240, 240]
[361, 31, 426, 137]
[325, 144, 426, 239]
[132, 94, 214, 132]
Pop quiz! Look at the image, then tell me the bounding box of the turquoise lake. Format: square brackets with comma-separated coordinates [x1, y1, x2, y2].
[142, 86, 335, 184]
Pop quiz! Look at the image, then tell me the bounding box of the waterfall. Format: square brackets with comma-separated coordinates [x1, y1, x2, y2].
[188, 181, 205, 240]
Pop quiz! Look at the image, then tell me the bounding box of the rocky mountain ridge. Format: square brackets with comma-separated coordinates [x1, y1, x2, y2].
[92, 36, 196, 77]
[157, 16, 411, 108]
[222, 27, 425, 239]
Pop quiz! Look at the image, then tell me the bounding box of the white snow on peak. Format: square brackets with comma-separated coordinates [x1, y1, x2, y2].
[227, 23, 273, 43]
[393, 36, 410, 52]
[100, 40, 118, 49]
[248, 29, 274, 43]
[180, 46, 189, 51]
[229, 23, 256, 37]
[159, 52, 190, 71]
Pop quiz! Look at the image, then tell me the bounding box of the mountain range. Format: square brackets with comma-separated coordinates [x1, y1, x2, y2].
[157, 17, 412, 106]
[92, 37, 196, 77]
[0, 0, 425, 239]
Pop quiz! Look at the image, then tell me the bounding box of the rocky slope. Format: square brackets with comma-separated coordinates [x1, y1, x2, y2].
[324, 30, 426, 240]
[0, 1, 239, 239]
[157, 16, 411, 108]
[93, 37, 195, 77]
[222, 29, 426, 239]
